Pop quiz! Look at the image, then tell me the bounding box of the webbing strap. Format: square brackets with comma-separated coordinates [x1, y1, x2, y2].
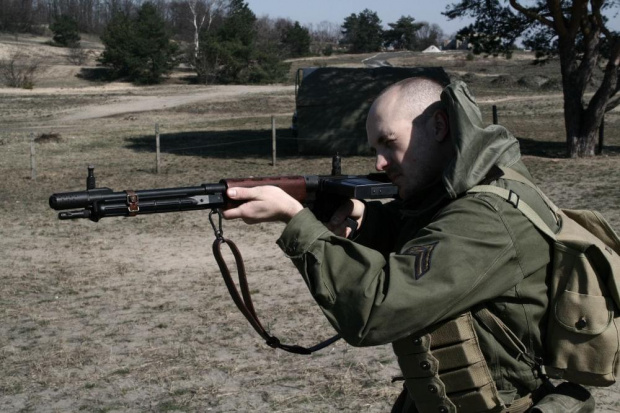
[212, 235, 341, 355]
[472, 307, 539, 370]
[467, 185, 557, 241]
[497, 167, 561, 218]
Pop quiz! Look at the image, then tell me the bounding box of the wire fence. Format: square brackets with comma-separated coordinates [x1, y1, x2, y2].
[2, 106, 617, 183]
[1, 116, 376, 182]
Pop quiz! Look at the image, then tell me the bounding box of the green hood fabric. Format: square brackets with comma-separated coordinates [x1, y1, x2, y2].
[441, 81, 521, 199]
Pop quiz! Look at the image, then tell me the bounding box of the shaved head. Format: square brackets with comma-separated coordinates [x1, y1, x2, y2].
[366, 77, 452, 200]
[371, 77, 444, 125]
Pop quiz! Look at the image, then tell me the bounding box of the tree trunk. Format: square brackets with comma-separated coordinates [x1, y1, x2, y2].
[193, 22, 199, 61]
[563, 86, 599, 158]
[566, 127, 597, 158]
[557, 33, 602, 158]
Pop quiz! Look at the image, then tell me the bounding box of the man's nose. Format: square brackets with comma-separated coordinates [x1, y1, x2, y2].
[375, 154, 388, 171]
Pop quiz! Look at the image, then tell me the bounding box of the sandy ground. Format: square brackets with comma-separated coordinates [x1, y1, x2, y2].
[2, 38, 620, 412]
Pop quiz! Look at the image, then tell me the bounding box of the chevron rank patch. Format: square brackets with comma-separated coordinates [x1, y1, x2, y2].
[402, 242, 438, 280]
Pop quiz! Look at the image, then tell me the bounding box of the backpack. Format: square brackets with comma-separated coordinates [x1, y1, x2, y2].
[467, 166, 620, 387]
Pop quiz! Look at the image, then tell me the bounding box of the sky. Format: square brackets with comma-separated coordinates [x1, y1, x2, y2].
[244, 1, 474, 36]
[245, 1, 620, 36]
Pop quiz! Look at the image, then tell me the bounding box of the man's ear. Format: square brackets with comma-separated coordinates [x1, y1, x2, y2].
[433, 110, 449, 142]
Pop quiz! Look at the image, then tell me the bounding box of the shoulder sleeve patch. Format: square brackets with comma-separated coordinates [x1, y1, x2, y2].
[401, 242, 439, 280]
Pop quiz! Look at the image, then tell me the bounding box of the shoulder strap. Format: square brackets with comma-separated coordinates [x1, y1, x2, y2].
[496, 166, 560, 217]
[467, 184, 558, 241]
[468, 170, 556, 377]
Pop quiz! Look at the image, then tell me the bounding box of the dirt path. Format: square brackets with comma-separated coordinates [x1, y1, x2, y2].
[477, 93, 564, 104]
[58, 84, 294, 121]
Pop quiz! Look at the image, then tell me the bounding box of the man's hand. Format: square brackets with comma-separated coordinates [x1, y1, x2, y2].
[326, 199, 365, 238]
[221, 186, 304, 224]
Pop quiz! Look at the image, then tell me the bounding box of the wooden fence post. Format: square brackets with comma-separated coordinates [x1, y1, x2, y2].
[155, 123, 161, 174]
[30, 132, 36, 181]
[271, 116, 276, 167]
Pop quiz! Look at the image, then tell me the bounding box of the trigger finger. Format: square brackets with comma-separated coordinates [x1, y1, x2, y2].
[327, 213, 346, 231]
[329, 201, 354, 225]
[330, 221, 348, 237]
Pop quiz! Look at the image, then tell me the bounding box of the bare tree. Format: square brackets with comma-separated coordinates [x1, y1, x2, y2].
[414, 22, 445, 51]
[0, 52, 44, 89]
[187, 0, 225, 61]
[308, 20, 341, 54]
[0, 0, 36, 33]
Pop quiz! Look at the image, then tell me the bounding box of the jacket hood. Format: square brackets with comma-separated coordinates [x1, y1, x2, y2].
[441, 81, 521, 198]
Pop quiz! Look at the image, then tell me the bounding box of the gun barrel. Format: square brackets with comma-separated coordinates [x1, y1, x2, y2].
[49, 183, 227, 211]
[95, 194, 226, 217]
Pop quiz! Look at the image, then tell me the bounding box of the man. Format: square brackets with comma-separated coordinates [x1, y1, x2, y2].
[222, 78, 587, 412]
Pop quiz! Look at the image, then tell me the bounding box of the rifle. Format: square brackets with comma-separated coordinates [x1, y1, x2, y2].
[50, 163, 397, 223]
[49, 156, 398, 354]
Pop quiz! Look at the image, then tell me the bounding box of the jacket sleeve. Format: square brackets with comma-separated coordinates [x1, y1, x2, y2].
[277, 195, 532, 347]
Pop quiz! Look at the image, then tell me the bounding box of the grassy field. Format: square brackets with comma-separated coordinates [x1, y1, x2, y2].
[1, 36, 620, 412]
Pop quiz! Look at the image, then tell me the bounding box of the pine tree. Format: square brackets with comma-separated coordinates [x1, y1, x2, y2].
[196, 0, 288, 84]
[99, 3, 178, 84]
[50, 15, 81, 47]
[99, 12, 135, 78]
[282, 21, 311, 58]
[341, 9, 383, 53]
[383, 16, 423, 50]
[133, 3, 179, 84]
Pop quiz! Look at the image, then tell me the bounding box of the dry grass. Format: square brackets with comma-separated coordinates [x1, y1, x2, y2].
[1, 38, 620, 412]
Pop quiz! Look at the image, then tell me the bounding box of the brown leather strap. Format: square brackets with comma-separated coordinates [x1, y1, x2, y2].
[211, 235, 341, 354]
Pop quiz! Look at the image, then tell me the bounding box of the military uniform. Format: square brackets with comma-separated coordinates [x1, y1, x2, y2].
[276, 82, 560, 412]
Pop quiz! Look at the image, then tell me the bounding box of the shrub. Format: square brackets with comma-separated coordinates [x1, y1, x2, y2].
[50, 15, 81, 47]
[0, 52, 43, 89]
[36, 133, 62, 143]
[67, 43, 89, 65]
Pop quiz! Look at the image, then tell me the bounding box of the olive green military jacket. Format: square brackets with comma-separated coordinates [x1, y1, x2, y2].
[276, 82, 558, 400]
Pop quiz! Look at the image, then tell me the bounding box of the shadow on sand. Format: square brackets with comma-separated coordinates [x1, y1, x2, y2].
[126, 130, 619, 160]
[125, 129, 300, 158]
[517, 137, 620, 158]
[76, 67, 116, 82]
